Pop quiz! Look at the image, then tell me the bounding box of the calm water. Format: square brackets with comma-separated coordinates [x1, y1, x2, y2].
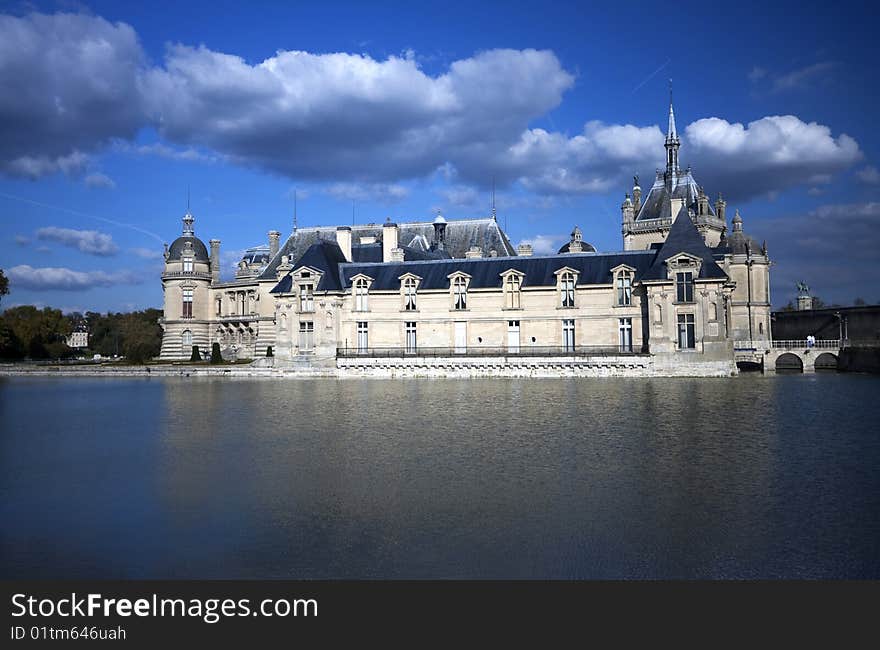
[1, 374, 878, 579]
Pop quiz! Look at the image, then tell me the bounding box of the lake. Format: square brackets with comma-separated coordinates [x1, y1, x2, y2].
[1, 374, 878, 579]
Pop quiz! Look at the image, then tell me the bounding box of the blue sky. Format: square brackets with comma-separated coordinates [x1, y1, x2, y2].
[1, 0, 878, 312]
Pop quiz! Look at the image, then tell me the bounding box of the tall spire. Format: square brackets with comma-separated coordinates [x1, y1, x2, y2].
[491, 175, 497, 221]
[664, 79, 681, 174]
[293, 188, 298, 233]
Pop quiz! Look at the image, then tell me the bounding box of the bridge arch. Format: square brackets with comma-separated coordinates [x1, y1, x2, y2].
[814, 352, 839, 371]
[775, 352, 804, 372]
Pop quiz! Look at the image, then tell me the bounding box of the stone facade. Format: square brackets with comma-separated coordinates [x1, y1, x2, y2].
[159, 100, 772, 376]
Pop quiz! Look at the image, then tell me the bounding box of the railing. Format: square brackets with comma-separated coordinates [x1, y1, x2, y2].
[337, 345, 648, 358]
[734, 339, 841, 350]
[161, 271, 212, 280]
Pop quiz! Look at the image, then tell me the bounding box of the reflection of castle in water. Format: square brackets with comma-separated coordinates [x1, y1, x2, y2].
[159, 99, 771, 377]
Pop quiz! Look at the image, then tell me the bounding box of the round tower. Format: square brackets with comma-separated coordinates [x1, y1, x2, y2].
[159, 210, 213, 360]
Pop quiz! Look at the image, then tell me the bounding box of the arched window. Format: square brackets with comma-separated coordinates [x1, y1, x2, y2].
[560, 272, 575, 308]
[453, 276, 468, 310]
[181, 329, 193, 349]
[403, 277, 418, 311]
[504, 274, 522, 309]
[354, 278, 369, 311]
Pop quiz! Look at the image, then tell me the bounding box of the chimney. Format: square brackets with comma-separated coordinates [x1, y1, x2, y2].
[390, 247, 405, 262]
[465, 246, 483, 259]
[209, 239, 221, 284]
[432, 213, 447, 251]
[268, 230, 280, 258]
[516, 244, 533, 257]
[276, 254, 292, 280]
[382, 219, 399, 263]
[336, 226, 352, 262]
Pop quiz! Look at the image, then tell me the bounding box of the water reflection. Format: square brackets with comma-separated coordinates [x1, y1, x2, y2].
[2, 374, 879, 578]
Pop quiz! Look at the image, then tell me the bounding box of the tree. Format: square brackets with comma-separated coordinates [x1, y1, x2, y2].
[0, 268, 8, 306]
[211, 342, 222, 364]
[266, 345, 273, 357]
[190, 345, 201, 362]
[854, 297, 866, 306]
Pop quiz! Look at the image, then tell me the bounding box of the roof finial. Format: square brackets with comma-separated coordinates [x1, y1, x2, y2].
[491, 175, 497, 221]
[667, 78, 677, 141]
[293, 188, 298, 232]
[186, 185, 191, 214]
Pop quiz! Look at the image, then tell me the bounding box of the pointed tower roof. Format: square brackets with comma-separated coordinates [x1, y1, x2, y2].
[667, 99, 678, 141]
[640, 205, 727, 281]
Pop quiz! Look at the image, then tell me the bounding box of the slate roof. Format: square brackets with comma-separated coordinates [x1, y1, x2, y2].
[168, 235, 209, 262]
[641, 207, 728, 281]
[270, 209, 729, 294]
[259, 217, 515, 280]
[636, 169, 714, 221]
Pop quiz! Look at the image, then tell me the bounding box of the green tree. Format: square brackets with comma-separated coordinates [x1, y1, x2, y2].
[0, 268, 9, 306]
[211, 342, 222, 364]
[190, 345, 201, 362]
[0, 306, 71, 358]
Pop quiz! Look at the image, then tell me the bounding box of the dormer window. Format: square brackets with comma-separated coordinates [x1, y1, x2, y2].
[502, 272, 523, 309]
[299, 283, 314, 313]
[448, 272, 471, 311]
[183, 259, 193, 273]
[354, 277, 370, 312]
[560, 272, 575, 308]
[403, 277, 418, 311]
[453, 277, 468, 310]
[676, 271, 694, 303]
[617, 272, 633, 306]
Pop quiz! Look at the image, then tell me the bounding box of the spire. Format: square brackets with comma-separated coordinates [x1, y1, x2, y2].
[732, 209, 743, 232]
[667, 80, 677, 140]
[182, 187, 194, 235]
[293, 188, 298, 233]
[664, 79, 681, 174]
[491, 176, 497, 221]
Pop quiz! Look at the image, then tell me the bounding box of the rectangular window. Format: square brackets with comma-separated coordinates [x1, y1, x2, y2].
[677, 313, 695, 349]
[299, 321, 314, 351]
[215, 298, 222, 317]
[676, 271, 694, 303]
[561, 274, 575, 308]
[453, 278, 467, 310]
[355, 282, 369, 311]
[356, 321, 368, 353]
[300, 283, 314, 312]
[183, 259, 193, 273]
[404, 281, 417, 311]
[507, 320, 520, 353]
[182, 289, 193, 318]
[617, 274, 632, 306]
[562, 319, 575, 352]
[619, 317, 633, 353]
[505, 275, 521, 309]
[405, 321, 417, 353]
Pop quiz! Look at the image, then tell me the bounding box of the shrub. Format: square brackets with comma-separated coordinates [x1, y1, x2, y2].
[210, 342, 222, 364]
[266, 345, 273, 357]
[190, 345, 201, 362]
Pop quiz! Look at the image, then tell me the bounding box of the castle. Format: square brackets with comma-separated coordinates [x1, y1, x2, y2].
[159, 99, 771, 376]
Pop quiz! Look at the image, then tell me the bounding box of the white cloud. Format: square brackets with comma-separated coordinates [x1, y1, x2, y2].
[857, 165, 880, 185]
[0, 11, 864, 203]
[772, 62, 835, 92]
[518, 234, 566, 255]
[0, 12, 146, 178]
[129, 247, 163, 260]
[84, 172, 115, 189]
[748, 66, 767, 82]
[324, 182, 409, 203]
[7, 265, 142, 291]
[36, 226, 119, 256]
[14, 234, 29, 246]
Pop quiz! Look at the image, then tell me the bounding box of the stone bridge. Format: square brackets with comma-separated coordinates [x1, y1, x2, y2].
[734, 340, 842, 372]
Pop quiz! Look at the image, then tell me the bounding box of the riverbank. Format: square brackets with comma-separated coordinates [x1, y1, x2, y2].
[0, 356, 738, 378]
